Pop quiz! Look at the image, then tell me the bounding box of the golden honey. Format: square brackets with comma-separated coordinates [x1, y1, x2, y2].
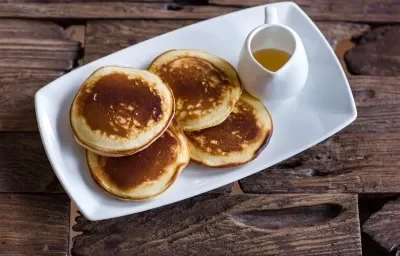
[252, 48, 291, 72]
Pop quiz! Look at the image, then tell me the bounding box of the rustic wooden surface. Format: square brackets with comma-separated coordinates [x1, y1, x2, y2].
[346, 26, 400, 76]
[0, 0, 399, 22]
[0, 20, 80, 194]
[1, 1, 399, 255]
[0, 19, 81, 131]
[363, 197, 400, 255]
[0, 19, 80, 71]
[0, 194, 70, 256]
[315, 22, 369, 49]
[84, 20, 195, 63]
[0, 18, 80, 256]
[358, 195, 399, 256]
[72, 194, 361, 256]
[0, 69, 64, 131]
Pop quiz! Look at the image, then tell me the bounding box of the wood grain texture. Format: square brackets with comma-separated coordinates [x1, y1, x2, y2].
[84, 20, 369, 64]
[0, 69, 64, 131]
[0, 0, 398, 22]
[0, 19, 81, 70]
[0, 20, 80, 130]
[0, 194, 70, 256]
[240, 76, 400, 193]
[348, 76, 400, 133]
[72, 193, 361, 256]
[346, 26, 400, 76]
[363, 197, 400, 255]
[316, 22, 369, 49]
[0, 1, 238, 19]
[212, 0, 400, 23]
[84, 20, 196, 63]
[0, 132, 63, 192]
[0, 18, 81, 175]
[358, 195, 396, 256]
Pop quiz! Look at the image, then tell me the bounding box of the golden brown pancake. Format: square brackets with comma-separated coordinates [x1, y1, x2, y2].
[148, 49, 242, 131]
[87, 124, 190, 200]
[70, 66, 175, 157]
[185, 92, 273, 167]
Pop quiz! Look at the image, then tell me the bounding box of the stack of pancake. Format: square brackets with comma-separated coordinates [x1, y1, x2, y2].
[70, 50, 272, 201]
[70, 66, 190, 200]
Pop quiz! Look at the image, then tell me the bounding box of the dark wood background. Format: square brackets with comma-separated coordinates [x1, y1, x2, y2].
[1, 0, 400, 255]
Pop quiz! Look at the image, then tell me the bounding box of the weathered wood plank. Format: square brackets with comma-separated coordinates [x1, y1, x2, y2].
[0, 194, 70, 256]
[72, 193, 361, 256]
[0, 20, 80, 131]
[0, 2, 238, 19]
[0, 69, 64, 131]
[349, 76, 400, 133]
[0, 56, 75, 70]
[0, 19, 81, 71]
[363, 197, 400, 255]
[239, 76, 400, 193]
[316, 22, 369, 49]
[0, 0, 398, 22]
[0, 132, 63, 192]
[346, 26, 400, 76]
[84, 20, 196, 63]
[358, 195, 396, 256]
[0, 19, 65, 38]
[314, 77, 400, 133]
[85, 20, 369, 63]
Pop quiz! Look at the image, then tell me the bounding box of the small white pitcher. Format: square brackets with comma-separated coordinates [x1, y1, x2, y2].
[237, 6, 309, 102]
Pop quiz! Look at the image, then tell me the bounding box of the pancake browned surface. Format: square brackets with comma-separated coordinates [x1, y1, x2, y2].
[148, 49, 242, 131]
[185, 92, 273, 167]
[70, 66, 174, 157]
[87, 124, 190, 200]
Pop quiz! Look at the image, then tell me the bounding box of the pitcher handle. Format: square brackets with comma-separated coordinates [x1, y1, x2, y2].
[265, 6, 278, 24]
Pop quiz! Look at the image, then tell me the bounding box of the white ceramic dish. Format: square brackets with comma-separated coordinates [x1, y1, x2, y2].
[35, 2, 356, 221]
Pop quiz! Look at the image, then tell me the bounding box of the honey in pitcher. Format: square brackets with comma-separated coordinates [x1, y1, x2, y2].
[252, 48, 291, 72]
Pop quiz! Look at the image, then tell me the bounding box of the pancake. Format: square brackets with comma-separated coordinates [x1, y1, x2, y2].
[185, 92, 273, 167]
[70, 66, 175, 157]
[148, 49, 242, 131]
[87, 124, 190, 200]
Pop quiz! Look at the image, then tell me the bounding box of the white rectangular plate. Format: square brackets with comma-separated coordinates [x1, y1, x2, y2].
[35, 2, 356, 221]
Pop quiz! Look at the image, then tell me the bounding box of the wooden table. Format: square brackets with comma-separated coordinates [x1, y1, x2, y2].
[1, 1, 400, 255]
